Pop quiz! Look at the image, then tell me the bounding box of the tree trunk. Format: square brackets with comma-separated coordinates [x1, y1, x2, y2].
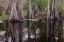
[8, 0, 20, 22]
[27, 0, 32, 42]
[46, 0, 50, 42]
[17, 0, 24, 19]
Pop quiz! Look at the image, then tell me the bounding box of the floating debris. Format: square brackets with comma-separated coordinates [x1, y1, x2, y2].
[0, 31, 6, 35]
[0, 20, 3, 23]
[22, 28, 40, 42]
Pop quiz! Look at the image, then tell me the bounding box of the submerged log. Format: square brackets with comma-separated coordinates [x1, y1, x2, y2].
[8, 1, 20, 22]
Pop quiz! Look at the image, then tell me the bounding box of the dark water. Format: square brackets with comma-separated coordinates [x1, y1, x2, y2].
[0, 20, 64, 42]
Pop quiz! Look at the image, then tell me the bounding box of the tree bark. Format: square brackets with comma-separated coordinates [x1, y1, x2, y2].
[46, 0, 50, 42]
[17, 0, 24, 19]
[8, 0, 20, 22]
[27, 0, 32, 42]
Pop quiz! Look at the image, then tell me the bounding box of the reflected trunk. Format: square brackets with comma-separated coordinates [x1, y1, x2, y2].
[9, 22, 19, 42]
[18, 22, 23, 42]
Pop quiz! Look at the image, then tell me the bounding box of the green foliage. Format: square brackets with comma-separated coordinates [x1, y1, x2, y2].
[38, 0, 47, 8]
[57, 8, 62, 14]
[2, 11, 6, 16]
[23, 10, 27, 16]
[24, 0, 48, 8]
[56, 1, 62, 14]
[39, 11, 46, 15]
[2, 11, 9, 21]
[0, 11, 9, 21]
